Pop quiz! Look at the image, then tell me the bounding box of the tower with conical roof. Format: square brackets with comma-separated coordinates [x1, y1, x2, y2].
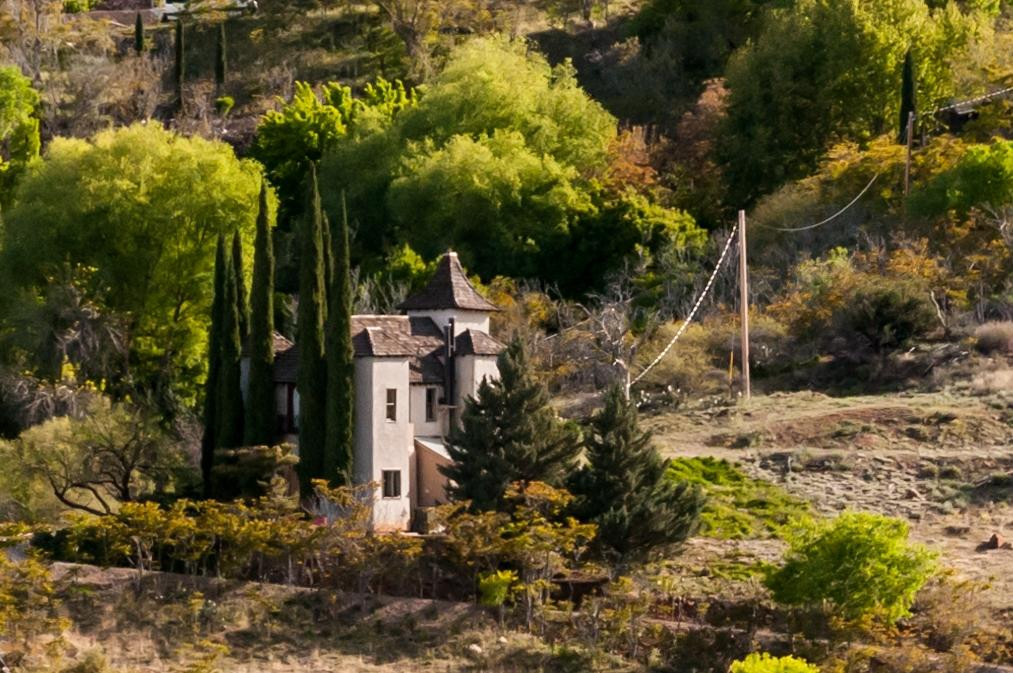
[398, 251, 499, 336]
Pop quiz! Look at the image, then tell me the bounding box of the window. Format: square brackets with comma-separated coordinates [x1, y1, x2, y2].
[382, 470, 401, 498]
[425, 387, 437, 422]
[385, 388, 397, 421]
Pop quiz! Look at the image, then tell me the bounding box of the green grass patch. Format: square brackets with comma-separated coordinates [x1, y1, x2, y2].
[668, 457, 812, 539]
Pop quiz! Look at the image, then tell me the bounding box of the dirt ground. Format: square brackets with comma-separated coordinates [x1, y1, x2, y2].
[645, 380, 1013, 614]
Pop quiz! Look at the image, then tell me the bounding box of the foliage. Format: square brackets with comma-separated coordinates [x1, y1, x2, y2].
[0, 552, 65, 654]
[729, 652, 820, 673]
[8, 398, 188, 517]
[0, 65, 40, 210]
[718, 0, 979, 202]
[296, 164, 328, 495]
[973, 321, 1013, 355]
[2, 124, 265, 407]
[764, 512, 937, 623]
[569, 386, 704, 565]
[216, 233, 245, 450]
[252, 78, 416, 223]
[666, 458, 811, 539]
[245, 184, 277, 447]
[478, 569, 517, 607]
[442, 339, 581, 511]
[324, 194, 355, 486]
[210, 444, 299, 501]
[911, 138, 1013, 219]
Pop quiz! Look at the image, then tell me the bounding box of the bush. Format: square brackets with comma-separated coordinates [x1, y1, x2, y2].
[973, 321, 1013, 355]
[764, 512, 937, 624]
[833, 276, 937, 353]
[729, 652, 820, 673]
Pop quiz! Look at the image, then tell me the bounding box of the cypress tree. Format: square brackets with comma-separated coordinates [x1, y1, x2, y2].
[442, 338, 581, 511]
[134, 13, 144, 54]
[898, 50, 916, 145]
[174, 19, 185, 114]
[231, 230, 250, 344]
[296, 163, 328, 495]
[245, 182, 276, 447]
[569, 386, 705, 566]
[324, 193, 355, 486]
[201, 235, 228, 495]
[217, 237, 245, 449]
[214, 21, 227, 93]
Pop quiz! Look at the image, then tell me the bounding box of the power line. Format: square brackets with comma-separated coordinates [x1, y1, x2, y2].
[926, 85, 1013, 116]
[630, 225, 738, 387]
[751, 172, 880, 233]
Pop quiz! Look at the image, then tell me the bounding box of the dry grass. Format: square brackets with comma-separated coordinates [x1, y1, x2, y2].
[973, 321, 1013, 356]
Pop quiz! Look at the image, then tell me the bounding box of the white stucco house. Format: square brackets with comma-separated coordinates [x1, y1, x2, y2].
[262, 251, 503, 531]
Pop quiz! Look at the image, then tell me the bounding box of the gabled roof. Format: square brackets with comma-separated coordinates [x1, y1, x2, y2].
[455, 329, 505, 356]
[398, 251, 500, 312]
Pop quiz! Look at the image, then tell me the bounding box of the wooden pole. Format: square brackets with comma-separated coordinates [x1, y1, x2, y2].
[737, 210, 751, 401]
[904, 111, 915, 196]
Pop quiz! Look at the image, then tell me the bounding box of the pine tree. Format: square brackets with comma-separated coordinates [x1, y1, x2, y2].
[324, 193, 355, 485]
[134, 13, 144, 54]
[231, 230, 249, 344]
[214, 21, 227, 93]
[569, 386, 704, 566]
[442, 338, 580, 511]
[898, 50, 916, 145]
[217, 236, 244, 449]
[201, 235, 228, 495]
[296, 163, 328, 494]
[174, 19, 185, 114]
[244, 182, 276, 447]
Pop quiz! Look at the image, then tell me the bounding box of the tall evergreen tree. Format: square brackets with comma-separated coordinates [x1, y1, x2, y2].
[898, 50, 916, 145]
[231, 230, 249, 343]
[245, 182, 276, 447]
[201, 235, 228, 495]
[134, 13, 144, 54]
[296, 163, 328, 494]
[174, 19, 185, 113]
[569, 386, 704, 566]
[442, 338, 580, 511]
[324, 193, 355, 485]
[214, 21, 227, 93]
[217, 237, 244, 449]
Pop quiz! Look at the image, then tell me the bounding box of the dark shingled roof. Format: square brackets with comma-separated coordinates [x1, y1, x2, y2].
[456, 329, 505, 356]
[398, 251, 500, 312]
[273, 317, 502, 385]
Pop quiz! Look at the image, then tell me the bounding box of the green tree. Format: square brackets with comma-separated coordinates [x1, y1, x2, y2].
[442, 339, 581, 511]
[217, 236, 244, 450]
[718, 0, 975, 202]
[231, 230, 250, 344]
[174, 19, 185, 113]
[296, 164, 328, 494]
[134, 12, 144, 54]
[214, 21, 226, 93]
[244, 183, 277, 447]
[765, 512, 937, 623]
[569, 386, 704, 565]
[911, 138, 1013, 218]
[324, 194, 354, 485]
[1, 124, 263, 407]
[898, 49, 916, 144]
[202, 236, 228, 492]
[0, 65, 40, 210]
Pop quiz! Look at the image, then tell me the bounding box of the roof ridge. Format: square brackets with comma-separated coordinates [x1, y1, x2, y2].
[397, 251, 500, 312]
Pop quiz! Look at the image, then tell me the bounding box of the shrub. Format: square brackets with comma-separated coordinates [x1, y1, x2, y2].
[764, 512, 937, 624]
[478, 569, 517, 607]
[833, 276, 937, 353]
[973, 321, 1013, 355]
[215, 95, 235, 117]
[729, 652, 820, 673]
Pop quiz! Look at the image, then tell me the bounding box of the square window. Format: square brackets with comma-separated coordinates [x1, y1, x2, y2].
[425, 387, 437, 422]
[385, 388, 397, 421]
[382, 470, 401, 498]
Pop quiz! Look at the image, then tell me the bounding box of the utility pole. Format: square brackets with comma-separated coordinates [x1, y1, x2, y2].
[904, 111, 915, 196]
[738, 210, 751, 401]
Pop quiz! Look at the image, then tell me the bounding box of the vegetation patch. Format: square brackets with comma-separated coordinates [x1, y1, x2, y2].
[667, 458, 812, 540]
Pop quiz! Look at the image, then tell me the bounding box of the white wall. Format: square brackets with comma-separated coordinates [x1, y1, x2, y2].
[405, 309, 490, 335]
[409, 384, 446, 437]
[354, 357, 413, 531]
[455, 354, 499, 412]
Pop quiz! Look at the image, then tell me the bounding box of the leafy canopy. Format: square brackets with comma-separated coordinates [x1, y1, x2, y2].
[729, 652, 820, 673]
[718, 0, 980, 202]
[764, 511, 937, 623]
[2, 124, 268, 406]
[0, 65, 40, 208]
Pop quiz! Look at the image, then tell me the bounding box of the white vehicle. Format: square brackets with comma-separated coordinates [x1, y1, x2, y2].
[158, 0, 256, 21]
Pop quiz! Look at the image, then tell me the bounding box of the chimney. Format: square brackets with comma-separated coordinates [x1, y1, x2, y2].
[443, 318, 457, 429]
